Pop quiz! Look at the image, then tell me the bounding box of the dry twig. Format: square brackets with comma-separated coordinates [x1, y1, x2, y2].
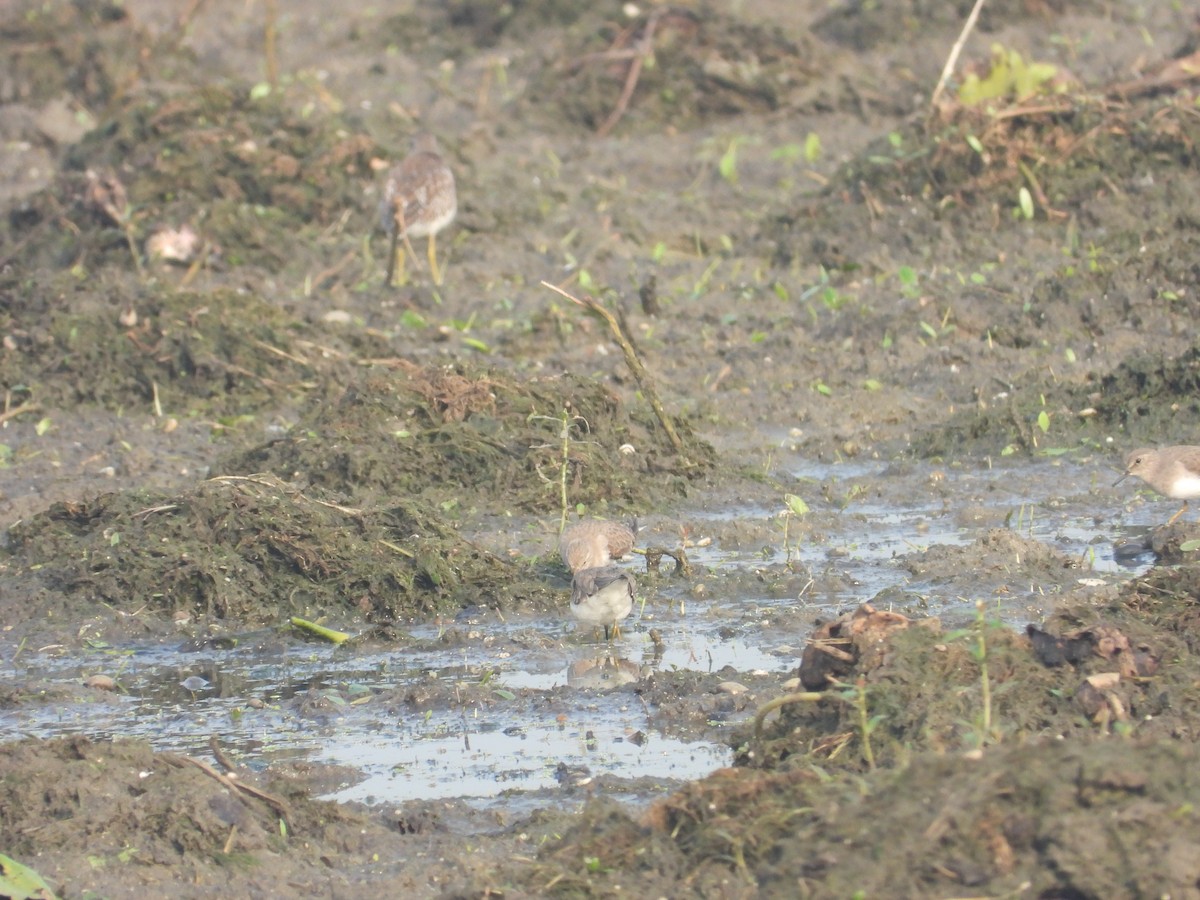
[541, 281, 684, 454]
[597, 9, 665, 138]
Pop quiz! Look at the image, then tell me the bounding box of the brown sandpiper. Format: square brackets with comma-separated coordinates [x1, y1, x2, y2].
[1115, 445, 1200, 525]
[559, 519, 638, 572]
[379, 133, 457, 286]
[570, 565, 636, 641]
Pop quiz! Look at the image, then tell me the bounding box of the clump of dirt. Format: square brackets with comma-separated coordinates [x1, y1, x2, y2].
[3, 473, 551, 632]
[0, 277, 372, 417]
[215, 363, 715, 512]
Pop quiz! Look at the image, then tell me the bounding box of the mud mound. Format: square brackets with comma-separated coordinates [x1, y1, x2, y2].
[537, 8, 821, 134]
[1091, 343, 1200, 442]
[378, 0, 593, 51]
[910, 339, 1200, 460]
[499, 740, 1200, 897]
[748, 567, 1196, 775]
[4, 473, 549, 629]
[0, 278, 368, 416]
[0, 2, 137, 109]
[813, 0, 1084, 51]
[0, 735, 392, 898]
[901, 528, 1080, 589]
[215, 363, 714, 512]
[25, 84, 377, 275]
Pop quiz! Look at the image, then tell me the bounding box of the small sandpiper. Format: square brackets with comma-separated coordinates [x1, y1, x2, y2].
[1115, 445, 1200, 525]
[559, 519, 637, 572]
[379, 133, 457, 286]
[570, 565, 636, 641]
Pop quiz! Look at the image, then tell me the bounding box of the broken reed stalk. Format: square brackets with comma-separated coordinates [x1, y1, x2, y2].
[541, 281, 685, 455]
[557, 408, 572, 533]
[930, 0, 988, 112]
[596, 8, 664, 138]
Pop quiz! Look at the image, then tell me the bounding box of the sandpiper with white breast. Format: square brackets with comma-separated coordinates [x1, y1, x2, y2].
[1115, 445, 1200, 525]
[571, 565, 636, 641]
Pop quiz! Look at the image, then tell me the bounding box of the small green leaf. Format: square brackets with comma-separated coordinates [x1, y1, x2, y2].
[0, 852, 59, 897]
[1037, 410, 1050, 433]
[249, 82, 272, 100]
[784, 494, 809, 516]
[493, 688, 516, 701]
[462, 337, 490, 353]
[863, 379, 882, 391]
[35, 417, 52, 436]
[651, 242, 667, 263]
[399, 309, 427, 329]
[803, 131, 821, 163]
[1018, 186, 1034, 220]
[965, 134, 984, 154]
[719, 138, 741, 184]
[1180, 539, 1200, 553]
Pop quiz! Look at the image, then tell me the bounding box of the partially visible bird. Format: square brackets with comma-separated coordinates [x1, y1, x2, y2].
[379, 132, 457, 286]
[560, 519, 637, 572]
[570, 565, 636, 641]
[1115, 445, 1200, 525]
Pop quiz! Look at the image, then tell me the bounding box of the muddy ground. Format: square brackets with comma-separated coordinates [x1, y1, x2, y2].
[4, 0, 1200, 897]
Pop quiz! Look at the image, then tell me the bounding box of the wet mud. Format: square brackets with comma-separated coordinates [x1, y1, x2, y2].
[3, 0, 1200, 897]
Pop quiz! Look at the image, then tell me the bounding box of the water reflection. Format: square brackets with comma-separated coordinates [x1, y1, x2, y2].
[566, 655, 645, 691]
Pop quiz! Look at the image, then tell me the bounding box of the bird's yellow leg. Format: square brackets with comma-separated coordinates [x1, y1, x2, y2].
[1167, 500, 1190, 526]
[427, 233, 442, 286]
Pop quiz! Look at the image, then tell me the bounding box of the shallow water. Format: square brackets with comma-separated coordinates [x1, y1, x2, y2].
[0, 454, 1156, 808]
